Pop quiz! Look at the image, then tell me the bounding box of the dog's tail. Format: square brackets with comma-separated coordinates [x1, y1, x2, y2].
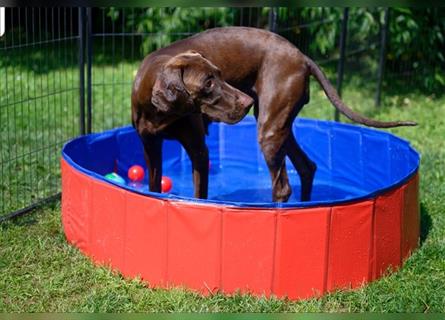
[305, 57, 417, 128]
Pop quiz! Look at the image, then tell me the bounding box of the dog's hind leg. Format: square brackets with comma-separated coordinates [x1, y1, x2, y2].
[255, 60, 310, 202]
[257, 98, 294, 202]
[256, 90, 305, 202]
[285, 132, 316, 201]
[284, 79, 316, 202]
[259, 136, 292, 203]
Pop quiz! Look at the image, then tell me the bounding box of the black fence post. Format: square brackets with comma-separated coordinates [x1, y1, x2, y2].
[375, 8, 390, 108]
[78, 7, 86, 135]
[269, 7, 278, 32]
[86, 7, 93, 133]
[335, 7, 349, 122]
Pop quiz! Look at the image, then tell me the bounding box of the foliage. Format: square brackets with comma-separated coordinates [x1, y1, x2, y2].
[107, 8, 234, 54]
[386, 8, 445, 91]
[290, 7, 444, 92]
[105, 7, 444, 92]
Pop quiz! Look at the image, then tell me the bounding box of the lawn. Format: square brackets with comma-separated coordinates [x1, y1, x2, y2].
[1, 55, 445, 311]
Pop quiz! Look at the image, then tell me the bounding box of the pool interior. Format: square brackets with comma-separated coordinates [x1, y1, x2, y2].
[63, 117, 419, 206]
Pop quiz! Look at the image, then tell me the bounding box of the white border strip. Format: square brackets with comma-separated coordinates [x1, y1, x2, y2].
[0, 8, 5, 37]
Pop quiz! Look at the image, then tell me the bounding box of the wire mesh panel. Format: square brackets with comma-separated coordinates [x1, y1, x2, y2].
[0, 8, 81, 219]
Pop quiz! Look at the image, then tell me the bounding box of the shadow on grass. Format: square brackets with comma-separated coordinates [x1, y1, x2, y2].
[0, 213, 38, 229]
[0, 199, 59, 229]
[420, 201, 432, 245]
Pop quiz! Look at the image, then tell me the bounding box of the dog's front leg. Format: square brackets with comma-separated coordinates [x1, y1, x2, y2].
[141, 134, 163, 193]
[177, 133, 209, 199]
[167, 115, 209, 199]
[186, 143, 209, 199]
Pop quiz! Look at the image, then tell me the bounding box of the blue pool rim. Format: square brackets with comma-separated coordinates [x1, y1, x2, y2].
[61, 117, 420, 209]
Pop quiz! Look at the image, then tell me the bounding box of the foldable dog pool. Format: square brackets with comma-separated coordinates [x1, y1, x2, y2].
[61, 116, 420, 300]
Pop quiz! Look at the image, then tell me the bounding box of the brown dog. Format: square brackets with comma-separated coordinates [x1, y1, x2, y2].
[131, 27, 416, 202]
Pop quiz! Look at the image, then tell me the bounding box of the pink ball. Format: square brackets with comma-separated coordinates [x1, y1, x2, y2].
[127, 165, 145, 182]
[161, 176, 173, 193]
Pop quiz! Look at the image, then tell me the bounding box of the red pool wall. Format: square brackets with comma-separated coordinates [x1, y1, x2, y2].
[61, 158, 420, 300]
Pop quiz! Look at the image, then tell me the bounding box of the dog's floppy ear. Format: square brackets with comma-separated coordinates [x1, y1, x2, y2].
[151, 53, 196, 114]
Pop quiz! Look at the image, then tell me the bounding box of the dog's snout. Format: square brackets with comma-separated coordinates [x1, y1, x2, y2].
[237, 94, 254, 108]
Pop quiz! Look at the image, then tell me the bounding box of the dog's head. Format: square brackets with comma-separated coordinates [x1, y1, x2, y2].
[151, 51, 254, 124]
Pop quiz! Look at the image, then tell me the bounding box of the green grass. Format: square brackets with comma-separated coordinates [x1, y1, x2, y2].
[1, 53, 445, 311]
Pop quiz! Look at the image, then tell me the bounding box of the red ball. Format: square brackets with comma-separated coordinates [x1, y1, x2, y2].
[161, 176, 172, 193]
[127, 165, 145, 182]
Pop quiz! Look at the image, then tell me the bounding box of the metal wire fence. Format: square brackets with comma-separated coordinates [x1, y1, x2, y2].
[1, 8, 81, 220]
[0, 7, 440, 221]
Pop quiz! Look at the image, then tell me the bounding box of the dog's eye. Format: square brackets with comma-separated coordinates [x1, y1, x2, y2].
[204, 79, 213, 89]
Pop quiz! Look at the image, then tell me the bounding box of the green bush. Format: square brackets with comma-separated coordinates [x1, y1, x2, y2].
[106, 7, 444, 92]
[387, 8, 445, 91]
[107, 8, 234, 53]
